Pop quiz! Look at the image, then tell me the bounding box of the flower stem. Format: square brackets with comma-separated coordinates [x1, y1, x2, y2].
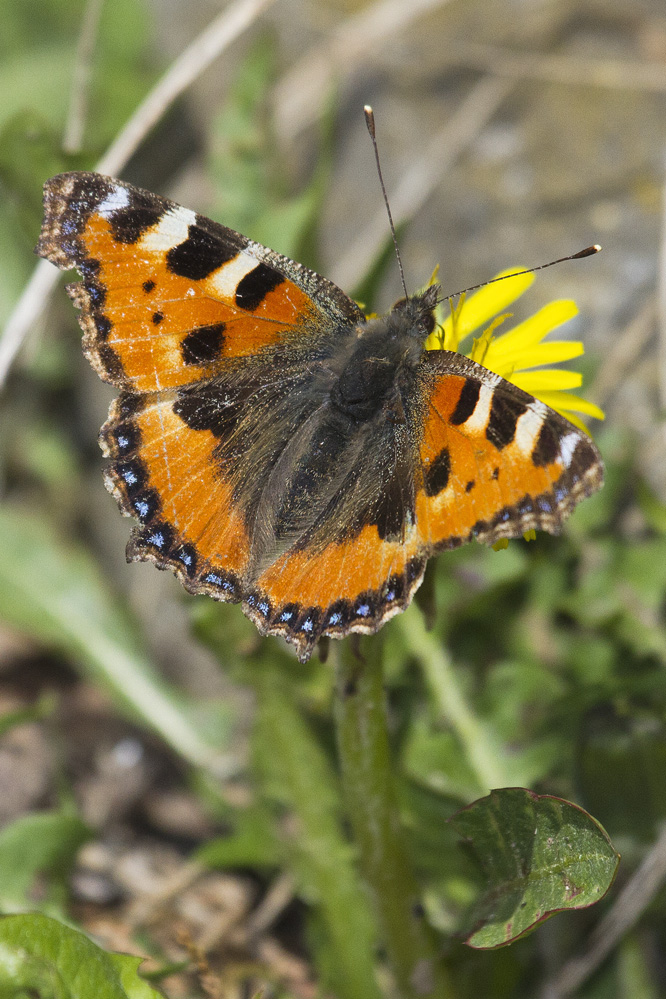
[334, 635, 455, 999]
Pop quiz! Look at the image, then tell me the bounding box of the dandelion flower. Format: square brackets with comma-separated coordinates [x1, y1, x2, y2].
[425, 269, 604, 433]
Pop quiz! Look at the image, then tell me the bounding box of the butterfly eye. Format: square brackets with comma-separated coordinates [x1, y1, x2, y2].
[421, 311, 436, 335]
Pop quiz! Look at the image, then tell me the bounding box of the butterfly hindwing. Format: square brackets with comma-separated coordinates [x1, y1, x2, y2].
[414, 350, 603, 551]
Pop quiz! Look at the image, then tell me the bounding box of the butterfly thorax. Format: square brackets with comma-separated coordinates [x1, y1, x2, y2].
[330, 288, 439, 422]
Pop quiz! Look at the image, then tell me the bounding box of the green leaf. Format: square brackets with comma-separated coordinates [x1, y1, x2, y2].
[0, 812, 90, 915]
[196, 804, 281, 869]
[0, 913, 162, 998]
[449, 788, 619, 948]
[403, 718, 484, 803]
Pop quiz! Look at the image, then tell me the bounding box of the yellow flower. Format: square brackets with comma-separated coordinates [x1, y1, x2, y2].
[424, 269, 604, 433]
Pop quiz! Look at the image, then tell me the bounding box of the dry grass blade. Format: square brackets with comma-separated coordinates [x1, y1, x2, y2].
[588, 298, 656, 407]
[62, 0, 106, 154]
[332, 76, 516, 292]
[273, 0, 453, 142]
[98, 0, 276, 175]
[659, 169, 666, 410]
[445, 40, 666, 93]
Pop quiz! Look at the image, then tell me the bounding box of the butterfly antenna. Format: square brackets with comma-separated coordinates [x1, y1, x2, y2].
[445, 245, 602, 300]
[364, 105, 409, 299]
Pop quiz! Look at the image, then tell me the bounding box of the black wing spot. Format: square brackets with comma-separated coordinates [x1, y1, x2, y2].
[108, 204, 163, 244]
[173, 386, 241, 438]
[152, 311, 164, 325]
[181, 323, 227, 365]
[167, 225, 236, 280]
[532, 421, 560, 467]
[424, 447, 451, 496]
[142, 279, 155, 293]
[486, 393, 527, 450]
[235, 263, 285, 310]
[466, 479, 475, 493]
[450, 378, 480, 425]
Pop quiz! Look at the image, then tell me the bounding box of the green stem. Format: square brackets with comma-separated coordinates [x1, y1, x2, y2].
[334, 636, 454, 999]
[399, 611, 509, 792]
[253, 662, 383, 999]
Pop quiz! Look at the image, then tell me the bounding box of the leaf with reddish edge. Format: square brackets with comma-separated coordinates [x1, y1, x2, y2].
[449, 787, 619, 949]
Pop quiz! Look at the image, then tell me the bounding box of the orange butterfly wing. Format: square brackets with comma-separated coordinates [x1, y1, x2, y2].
[38, 172, 362, 393]
[415, 351, 603, 551]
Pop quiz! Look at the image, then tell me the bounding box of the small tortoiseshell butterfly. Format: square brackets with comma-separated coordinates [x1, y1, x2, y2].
[37, 172, 603, 661]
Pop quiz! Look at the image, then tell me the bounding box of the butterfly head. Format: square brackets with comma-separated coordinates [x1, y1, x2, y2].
[387, 284, 440, 342]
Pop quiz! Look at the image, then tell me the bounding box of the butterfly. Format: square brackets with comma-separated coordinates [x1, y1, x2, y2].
[37, 171, 603, 661]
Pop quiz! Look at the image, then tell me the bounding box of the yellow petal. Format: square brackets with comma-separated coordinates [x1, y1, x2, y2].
[510, 340, 584, 367]
[533, 390, 605, 421]
[491, 301, 579, 355]
[482, 340, 584, 378]
[440, 270, 534, 348]
[424, 329, 444, 351]
[512, 369, 583, 393]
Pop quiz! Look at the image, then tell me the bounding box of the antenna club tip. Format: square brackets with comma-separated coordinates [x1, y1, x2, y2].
[364, 105, 375, 136]
[574, 244, 602, 259]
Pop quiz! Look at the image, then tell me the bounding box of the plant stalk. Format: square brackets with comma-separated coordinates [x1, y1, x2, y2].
[334, 635, 455, 999]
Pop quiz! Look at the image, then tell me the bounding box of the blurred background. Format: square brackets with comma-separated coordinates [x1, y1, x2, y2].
[1, 1, 666, 996]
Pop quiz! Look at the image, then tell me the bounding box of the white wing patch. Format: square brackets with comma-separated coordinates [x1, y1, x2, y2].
[138, 206, 197, 252]
[96, 185, 130, 218]
[207, 252, 260, 299]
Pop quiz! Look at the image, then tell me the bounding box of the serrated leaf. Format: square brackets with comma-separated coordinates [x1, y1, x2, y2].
[449, 788, 619, 948]
[0, 913, 162, 998]
[0, 812, 90, 915]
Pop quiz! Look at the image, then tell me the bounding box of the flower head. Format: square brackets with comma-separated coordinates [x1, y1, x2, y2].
[424, 269, 604, 433]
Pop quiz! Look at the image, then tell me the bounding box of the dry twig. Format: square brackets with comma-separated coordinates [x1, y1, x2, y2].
[62, 0, 106, 154]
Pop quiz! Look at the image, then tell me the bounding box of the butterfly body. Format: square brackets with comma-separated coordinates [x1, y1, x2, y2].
[37, 172, 603, 661]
